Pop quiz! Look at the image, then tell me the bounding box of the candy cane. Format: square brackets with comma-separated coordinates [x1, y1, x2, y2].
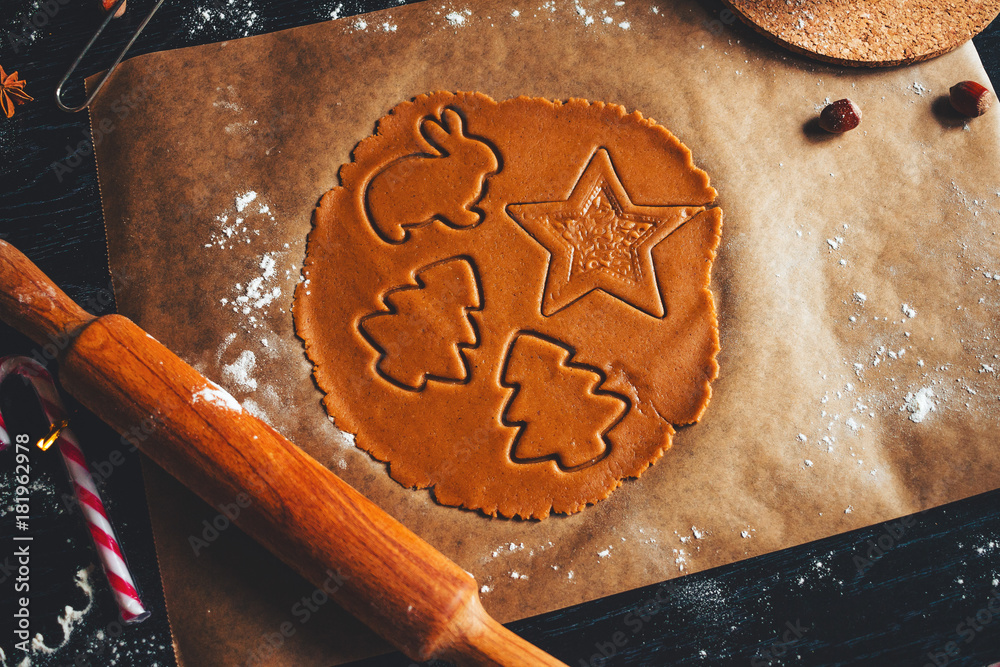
[0, 408, 9, 449]
[0, 356, 149, 623]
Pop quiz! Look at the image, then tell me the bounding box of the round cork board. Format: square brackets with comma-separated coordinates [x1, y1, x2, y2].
[294, 92, 722, 519]
[721, 0, 1000, 67]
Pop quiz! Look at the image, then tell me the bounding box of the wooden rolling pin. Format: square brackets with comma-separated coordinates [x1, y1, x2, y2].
[0, 240, 567, 667]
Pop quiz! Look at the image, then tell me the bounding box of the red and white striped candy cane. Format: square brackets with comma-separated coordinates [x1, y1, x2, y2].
[0, 403, 9, 448]
[0, 356, 149, 623]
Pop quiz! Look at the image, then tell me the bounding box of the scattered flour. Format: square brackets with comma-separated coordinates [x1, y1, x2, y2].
[241, 398, 270, 423]
[204, 191, 278, 252]
[3, 1, 47, 49]
[814, 96, 833, 113]
[222, 350, 258, 392]
[903, 387, 936, 423]
[231, 253, 282, 319]
[193, 382, 244, 413]
[573, 1, 597, 25]
[0, 470, 62, 519]
[212, 86, 243, 113]
[235, 190, 258, 212]
[204, 192, 289, 333]
[29, 569, 95, 655]
[185, 0, 262, 38]
[494, 1, 634, 30]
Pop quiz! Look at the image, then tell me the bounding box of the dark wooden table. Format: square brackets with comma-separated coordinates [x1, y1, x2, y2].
[1, 2, 999, 666]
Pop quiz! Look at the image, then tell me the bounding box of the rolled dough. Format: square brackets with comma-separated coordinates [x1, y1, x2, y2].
[294, 92, 723, 519]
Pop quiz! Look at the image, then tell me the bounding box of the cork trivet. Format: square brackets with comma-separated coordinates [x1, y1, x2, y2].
[721, 0, 1000, 67]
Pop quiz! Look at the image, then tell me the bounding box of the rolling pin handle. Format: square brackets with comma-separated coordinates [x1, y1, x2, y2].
[0, 240, 96, 347]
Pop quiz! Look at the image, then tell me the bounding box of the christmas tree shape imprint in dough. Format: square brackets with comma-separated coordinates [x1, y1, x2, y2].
[365, 108, 501, 244]
[507, 148, 703, 317]
[359, 257, 483, 391]
[501, 332, 628, 471]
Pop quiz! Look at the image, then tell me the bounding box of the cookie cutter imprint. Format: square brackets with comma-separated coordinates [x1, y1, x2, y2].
[295, 92, 722, 519]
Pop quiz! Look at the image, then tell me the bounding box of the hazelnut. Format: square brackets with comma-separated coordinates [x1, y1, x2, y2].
[949, 81, 994, 118]
[819, 98, 862, 133]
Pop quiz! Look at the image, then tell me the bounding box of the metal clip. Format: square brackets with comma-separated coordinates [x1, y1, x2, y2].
[55, 0, 168, 113]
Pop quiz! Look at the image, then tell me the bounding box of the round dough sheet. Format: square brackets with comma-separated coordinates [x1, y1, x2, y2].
[295, 92, 722, 519]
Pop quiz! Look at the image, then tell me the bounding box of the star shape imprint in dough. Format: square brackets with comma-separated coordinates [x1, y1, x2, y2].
[507, 149, 703, 317]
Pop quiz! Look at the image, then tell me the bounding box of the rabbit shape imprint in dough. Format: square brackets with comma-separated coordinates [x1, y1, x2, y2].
[365, 108, 500, 243]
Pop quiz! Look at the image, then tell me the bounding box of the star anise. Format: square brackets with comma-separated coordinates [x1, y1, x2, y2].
[1, 65, 34, 119]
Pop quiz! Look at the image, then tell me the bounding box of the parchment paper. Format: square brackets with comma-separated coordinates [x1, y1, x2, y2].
[89, 1, 1000, 664]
